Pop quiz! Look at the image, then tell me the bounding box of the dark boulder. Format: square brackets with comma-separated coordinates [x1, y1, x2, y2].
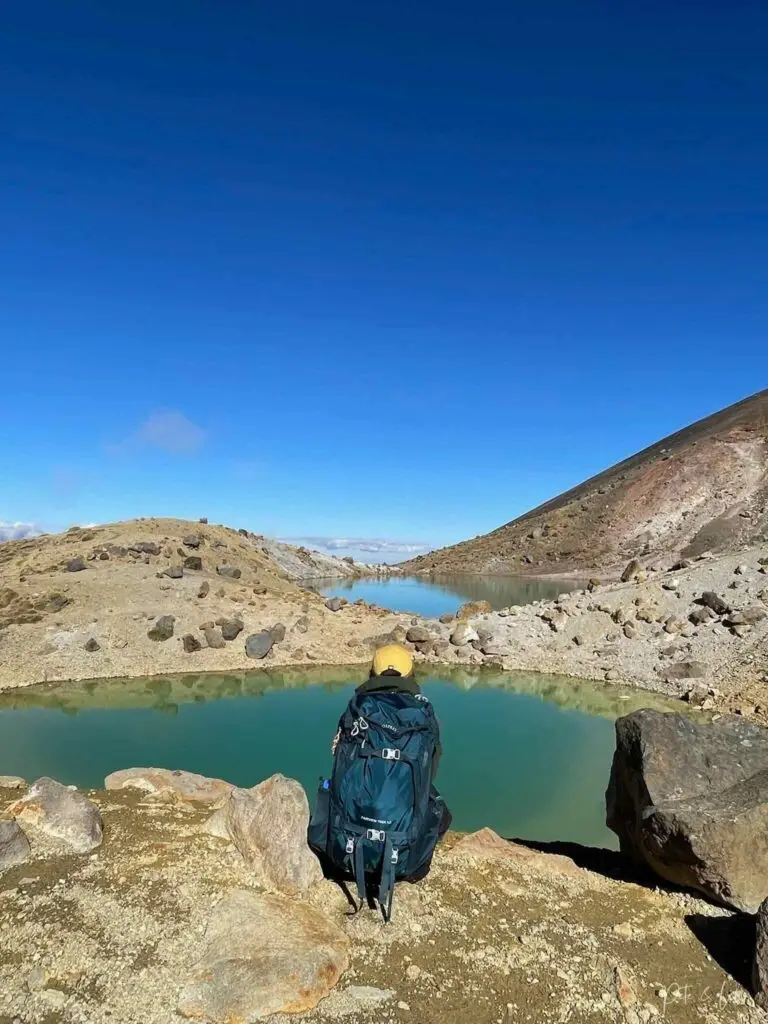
[197, 581, 210, 599]
[245, 631, 273, 660]
[606, 709, 768, 912]
[217, 565, 242, 580]
[699, 591, 731, 616]
[163, 566, 184, 579]
[325, 597, 345, 612]
[183, 633, 202, 653]
[84, 638, 101, 652]
[183, 534, 201, 548]
[148, 615, 175, 642]
[184, 555, 203, 571]
[218, 618, 244, 641]
[130, 541, 161, 556]
[405, 626, 432, 644]
[753, 897, 768, 1008]
[66, 557, 87, 573]
[269, 622, 286, 643]
[199, 517, 208, 524]
[202, 627, 226, 650]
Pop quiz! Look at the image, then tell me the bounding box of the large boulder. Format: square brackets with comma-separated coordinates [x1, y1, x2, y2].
[457, 600, 493, 620]
[0, 818, 31, 872]
[147, 615, 175, 641]
[245, 631, 273, 659]
[606, 710, 768, 912]
[450, 622, 479, 646]
[753, 897, 768, 1008]
[224, 774, 323, 894]
[105, 768, 233, 806]
[177, 889, 348, 1021]
[8, 777, 102, 854]
[447, 827, 580, 879]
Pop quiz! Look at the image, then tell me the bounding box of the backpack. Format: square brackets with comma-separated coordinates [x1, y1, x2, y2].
[308, 688, 445, 921]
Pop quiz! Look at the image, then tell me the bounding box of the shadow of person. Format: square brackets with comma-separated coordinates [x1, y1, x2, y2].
[685, 913, 755, 991]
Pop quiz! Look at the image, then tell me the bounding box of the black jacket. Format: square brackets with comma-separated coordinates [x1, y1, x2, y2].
[355, 673, 442, 778]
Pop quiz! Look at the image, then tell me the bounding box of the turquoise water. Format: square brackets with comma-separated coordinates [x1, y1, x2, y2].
[0, 669, 675, 849]
[311, 573, 582, 618]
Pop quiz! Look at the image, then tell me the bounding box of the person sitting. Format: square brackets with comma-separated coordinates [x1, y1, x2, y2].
[309, 643, 451, 920]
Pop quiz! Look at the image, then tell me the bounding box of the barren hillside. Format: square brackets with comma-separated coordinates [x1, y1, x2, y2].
[404, 389, 768, 577]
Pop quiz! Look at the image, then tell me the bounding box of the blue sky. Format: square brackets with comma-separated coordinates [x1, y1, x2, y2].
[1, 1, 767, 558]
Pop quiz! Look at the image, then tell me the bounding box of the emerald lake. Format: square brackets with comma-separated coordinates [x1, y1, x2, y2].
[310, 573, 583, 617]
[0, 668, 676, 850]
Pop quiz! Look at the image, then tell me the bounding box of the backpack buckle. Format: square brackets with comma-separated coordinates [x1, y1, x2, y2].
[382, 748, 400, 761]
[346, 838, 355, 854]
[366, 828, 386, 842]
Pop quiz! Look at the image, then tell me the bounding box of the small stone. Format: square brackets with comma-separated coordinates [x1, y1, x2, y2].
[0, 818, 31, 871]
[199, 517, 208, 524]
[732, 624, 752, 638]
[735, 564, 749, 575]
[699, 591, 730, 615]
[662, 579, 680, 591]
[612, 607, 627, 624]
[183, 534, 202, 548]
[164, 565, 184, 579]
[184, 556, 203, 571]
[587, 578, 601, 592]
[438, 613, 455, 624]
[457, 600, 493, 619]
[245, 631, 274, 659]
[293, 615, 310, 633]
[203, 627, 226, 649]
[621, 559, 642, 583]
[84, 638, 100, 652]
[325, 597, 345, 612]
[623, 623, 638, 640]
[217, 565, 242, 579]
[148, 615, 175, 641]
[197, 581, 210, 599]
[605, 669, 620, 681]
[66, 557, 86, 572]
[253, 584, 268, 596]
[183, 633, 202, 653]
[397, 1002, 411, 1012]
[572, 635, 584, 646]
[689, 606, 716, 625]
[269, 622, 286, 643]
[664, 616, 684, 634]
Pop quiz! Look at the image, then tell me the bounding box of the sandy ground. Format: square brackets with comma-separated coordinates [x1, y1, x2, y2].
[0, 520, 766, 728]
[0, 785, 762, 1024]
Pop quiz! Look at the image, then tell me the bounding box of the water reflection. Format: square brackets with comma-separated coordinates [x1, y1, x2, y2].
[306, 573, 583, 617]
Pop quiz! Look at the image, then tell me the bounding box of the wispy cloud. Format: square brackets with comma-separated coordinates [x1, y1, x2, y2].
[108, 410, 207, 456]
[287, 536, 431, 556]
[0, 521, 42, 542]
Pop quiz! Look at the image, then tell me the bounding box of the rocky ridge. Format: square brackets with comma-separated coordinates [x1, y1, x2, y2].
[0, 518, 408, 690]
[404, 388, 768, 577]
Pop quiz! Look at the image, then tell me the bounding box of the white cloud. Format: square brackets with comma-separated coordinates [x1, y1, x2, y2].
[108, 410, 207, 456]
[0, 521, 42, 542]
[288, 536, 431, 555]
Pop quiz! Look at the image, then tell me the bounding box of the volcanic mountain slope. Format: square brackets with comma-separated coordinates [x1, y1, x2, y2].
[405, 388, 768, 577]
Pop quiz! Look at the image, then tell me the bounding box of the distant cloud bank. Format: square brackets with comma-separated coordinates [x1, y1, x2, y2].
[288, 536, 431, 556]
[0, 521, 42, 542]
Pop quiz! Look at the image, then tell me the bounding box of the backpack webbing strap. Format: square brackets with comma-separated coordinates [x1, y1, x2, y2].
[379, 834, 396, 924]
[353, 837, 367, 911]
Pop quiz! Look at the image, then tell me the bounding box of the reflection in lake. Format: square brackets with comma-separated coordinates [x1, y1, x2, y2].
[0, 669, 680, 850]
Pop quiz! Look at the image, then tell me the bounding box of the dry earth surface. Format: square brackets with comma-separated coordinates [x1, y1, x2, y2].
[0, 782, 763, 1024]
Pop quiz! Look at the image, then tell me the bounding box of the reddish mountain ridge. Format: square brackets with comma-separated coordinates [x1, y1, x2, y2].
[404, 389, 768, 577]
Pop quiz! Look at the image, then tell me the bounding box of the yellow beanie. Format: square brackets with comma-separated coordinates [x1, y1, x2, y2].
[371, 643, 413, 677]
